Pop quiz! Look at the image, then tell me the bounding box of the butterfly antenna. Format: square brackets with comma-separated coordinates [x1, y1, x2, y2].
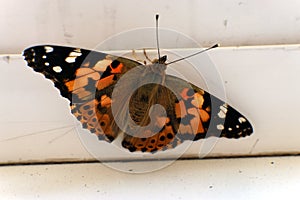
[155, 14, 161, 61]
[167, 43, 219, 65]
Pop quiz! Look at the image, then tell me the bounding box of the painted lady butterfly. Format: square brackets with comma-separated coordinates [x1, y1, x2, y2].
[23, 44, 253, 153]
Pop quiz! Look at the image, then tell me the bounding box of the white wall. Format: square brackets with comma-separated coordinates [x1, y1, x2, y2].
[1, 0, 300, 53]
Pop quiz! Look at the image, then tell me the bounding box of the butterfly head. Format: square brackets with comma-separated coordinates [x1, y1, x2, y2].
[158, 55, 167, 64]
[152, 55, 167, 65]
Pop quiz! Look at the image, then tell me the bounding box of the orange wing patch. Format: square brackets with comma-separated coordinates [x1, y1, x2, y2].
[110, 62, 124, 73]
[71, 98, 118, 142]
[122, 124, 177, 152]
[96, 75, 116, 91]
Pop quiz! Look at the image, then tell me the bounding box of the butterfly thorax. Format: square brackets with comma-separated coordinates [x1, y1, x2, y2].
[143, 63, 166, 78]
[141, 55, 168, 85]
[128, 55, 174, 134]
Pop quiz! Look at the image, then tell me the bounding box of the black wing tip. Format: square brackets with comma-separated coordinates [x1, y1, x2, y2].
[221, 106, 253, 139]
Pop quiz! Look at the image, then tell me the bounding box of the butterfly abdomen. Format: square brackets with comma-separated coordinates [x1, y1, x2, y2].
[129, 83, 176, 126]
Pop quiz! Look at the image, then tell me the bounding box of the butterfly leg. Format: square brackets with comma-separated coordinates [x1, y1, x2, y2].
[132, 49, 147, 65]
[143, 48, 154, 63]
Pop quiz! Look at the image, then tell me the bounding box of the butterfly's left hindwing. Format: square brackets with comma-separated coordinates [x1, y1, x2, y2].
[24, 45, 253, 153]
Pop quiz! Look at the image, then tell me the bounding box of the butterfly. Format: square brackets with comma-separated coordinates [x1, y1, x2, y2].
[23, 45, 253, 153]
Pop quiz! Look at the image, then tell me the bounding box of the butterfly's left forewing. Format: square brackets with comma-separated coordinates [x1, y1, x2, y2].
[23, 45, 142, 142]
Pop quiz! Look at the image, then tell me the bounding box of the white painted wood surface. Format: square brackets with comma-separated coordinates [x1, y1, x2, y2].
[0, 156, 299, 199]
[1, 45, 300, 165]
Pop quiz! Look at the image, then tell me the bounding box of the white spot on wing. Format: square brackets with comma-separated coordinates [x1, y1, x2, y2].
[65, 50, 82, 63]
[69, 51, 82, 57]
[44, 46, 53, 53]
[45, 62, 49, 66]
[220, 104, 228, 113]
[238, 117, 247, 123]
[217, 124, 224, 130]
[218, 110, 226, 118]
[65, 56, 76, 63]
[53, 66, 62, 73]
[74, 48, 81, 53]
[218, 104, 228, 118]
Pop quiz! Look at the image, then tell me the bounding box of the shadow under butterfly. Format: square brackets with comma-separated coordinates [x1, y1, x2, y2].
[23, 17, 253, 154]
